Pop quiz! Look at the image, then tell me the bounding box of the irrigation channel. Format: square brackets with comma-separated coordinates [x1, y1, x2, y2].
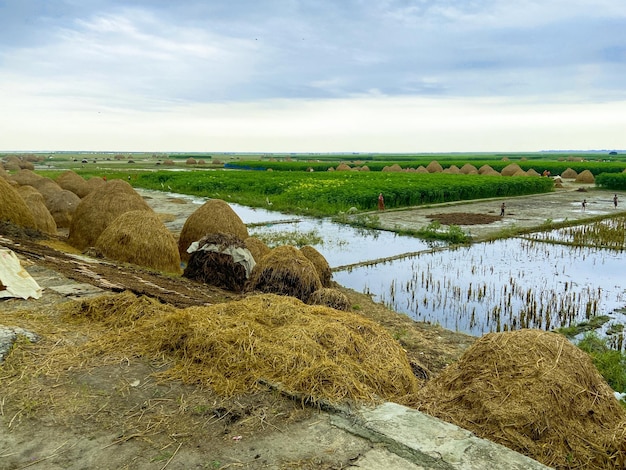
[152, 190, 626, 343]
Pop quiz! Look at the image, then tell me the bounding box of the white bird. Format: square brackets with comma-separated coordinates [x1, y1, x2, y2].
[266, 197, 273, 206]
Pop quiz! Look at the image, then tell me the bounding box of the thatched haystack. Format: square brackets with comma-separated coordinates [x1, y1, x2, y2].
[16, 186, 57, 235]
[336, 163, 351, 171]
[308, 288, 350, 311]
[561, 168, 578, 179]
[9, 169, 44, 187]
[482, 168, 501, 176]
[576, 169, 595, 183]
[300, 245, 332, 287]
[56, 171, 89, 198]
[512, 169, 527, 176]
[360, 165, 370, 171]
[42, 188, 81, 228]
[244, 236, 271, 262]
[247, 245, 322, 302]
[382, 164, 403, 172]
[501, 163, 522, 176]
[178, 199, 249, 262]
[525, 168, 540, 177]
[426, 161, 443, 173]
[83, 176, 106, 196]
[442, 165, 461, 174]
[460, 163, 478, 174]
[163, 159, 175, 166]
[68, 180, 152, 250]
[183, 232, 253, 292]
[94, 210, 181, 274]
[416, 165, 428, 173]
[186, 158, 197, 165]
[414, 329, 626, 470]
[0, 177, 37, 229]
[3, 156, 21, 171]
[63, 292, 421, 404]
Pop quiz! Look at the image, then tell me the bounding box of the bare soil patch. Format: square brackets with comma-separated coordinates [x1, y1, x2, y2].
[427, 212, 501, 225]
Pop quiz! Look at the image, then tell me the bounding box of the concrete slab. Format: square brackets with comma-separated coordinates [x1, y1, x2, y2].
[352, 447, 426, 469]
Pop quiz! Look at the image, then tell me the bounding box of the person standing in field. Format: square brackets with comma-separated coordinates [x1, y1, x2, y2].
[582, 199, 587, 211]
[500, 202, 506, 217]
[614, 194, 618, 208]
[378, 193, 385, 211]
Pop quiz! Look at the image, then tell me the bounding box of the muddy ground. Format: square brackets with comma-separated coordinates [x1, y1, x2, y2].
[0, 181, 624, 469]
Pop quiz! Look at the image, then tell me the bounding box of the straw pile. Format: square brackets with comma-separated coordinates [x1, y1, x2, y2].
[382, 164, 402, 172]
[83, 176, 106, 195]
[244, 236, 271, 262]
[415, 329, 626, 469]
[178, 199, 249, 262]
[561, 168, 578, 179]
[501, 163, 522, 176]
[186, 158, 197, 165]
[9, 169, 44, 187]
[478, 164, 495, 174]
[247, 245, 322, 302]
[56, 171, 89, 198]
[512, 169, 527, 176]
[300, 245, 332, 287]
[183, 232, 252, 292]
[426, 161, 443, 173]
[94, 210, 181, 274]
[3, 156, 21, 171]
[482, 168, 501, 176]
[63, 292, 421, 403]
[43, 188, 81, 228]
[16, 186, 57, 235]
[415, 165, 428, 173]
[526, 168, 540, 177]
[0, 177, 37, 229]
[576, 169, 595, 183]
[336, 163, 351, 171]
[68, 180, 153, 250]
[308, 288, 351, 311]
[460, 163, 478, 174]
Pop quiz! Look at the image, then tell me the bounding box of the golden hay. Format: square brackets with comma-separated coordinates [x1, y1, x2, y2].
[300, 245, 332, 288]
[16, 186, 57, 235]
[9, 169, 44, 187]
[512, 169, 527, 176]
[244, 236, 271, 262]
[382, 164, 403, 172]
[308, 288, 351, 311]
[83, 176, 106, 196]
[68, 180, 153, 250]
[186, 158, 197, 165]
[178, 199, 249, 262]
[336, 163, 352, 171]
[0, 177, 37, 229]
[414, 329, 626, 470]
[63, 292, 421, 404]
[94, 210, 181, 274]
[460, 163, 478, 174]
[426, 161, 443, 173]
[43, 189, 81, 229]
[247, 245, 322, 302]
[415, 165, 429, 173]
[525, 168, 540, 177]
[576, 169, 595, 183]
[482, 168, 501, 176]
[56, 170, 89, 198]
[561, 168, 578, 179]
[501, 163, 522, 176]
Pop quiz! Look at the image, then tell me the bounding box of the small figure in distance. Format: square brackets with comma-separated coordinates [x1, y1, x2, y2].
[614, 194, 618, 209]
[378, 193, 385, 211]
[500, 202, 506, 217]
[582, 199, 587, 211]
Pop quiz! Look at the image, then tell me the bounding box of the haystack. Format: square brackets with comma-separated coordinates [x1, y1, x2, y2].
[64, 292, 421, 404]
[56, 171, 89, 198]
[360, 165, 370, 171]
[163, 159, 175, 166]
[416, 165, 429, 173]
[300, 245, 332, 287]
[43, 189, 81, 229]
[460, 163, 478, 174]
[247, 245, 322, 302]
[512, 169, 527, 176]
[561, 168, 578, 179]
[186, 158, 197, 165]
[83, 176, 106, 195]
[501, 163, 522, 176]
[94, 210, 181, 274]
[415, 329, 626, 470]
[482, 168, 501, 176]
[575, 169, 595, 183]
[478, 164, 494, 174]
[308, 288, 351, 311]
[9, 169, 44, 187]
[336, 163, 351, 171]
[0, 177, 37, 229]
[178, 199, 249, 262]
[382, 164, 403, 172]
[525, 168, 540, 177]
[183, 232, 253, 292]
[68, 180, 152, 250]
[426, 161, 443, 173]
[244, 236, 271, 262]
[3, 157, 21, 171]
[16, 186, 57, 235]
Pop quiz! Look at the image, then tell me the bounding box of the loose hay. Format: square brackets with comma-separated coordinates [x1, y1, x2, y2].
[300, 245, 332, 288]
[94, 210, 181, 274]
[501, 163, 523, 176]
[414, 329, 626, 469]
[561, 168, 578, 179]
[244, 236, 271, 262]
[16, 185, 57, 235]
[0, 177, 37, 229]
[42, 188, 81, 228]
[56, 170, 89, 197]
[307, 288, 351, 311]
[62, 292, 421, 404]
[576, 169, 595, 183]
[247, 245, 322, 302]
[426, 161, 443, 173]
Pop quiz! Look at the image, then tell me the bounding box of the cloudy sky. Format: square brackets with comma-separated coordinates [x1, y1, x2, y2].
[1, 0, 625, 153]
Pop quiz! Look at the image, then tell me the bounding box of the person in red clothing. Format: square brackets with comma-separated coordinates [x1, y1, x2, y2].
[378, 193, 385, 211]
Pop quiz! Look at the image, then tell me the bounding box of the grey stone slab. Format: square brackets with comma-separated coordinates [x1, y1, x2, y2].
[47, 283, 103, 297]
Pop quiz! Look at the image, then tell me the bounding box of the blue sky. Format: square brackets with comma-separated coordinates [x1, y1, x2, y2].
[1, 0, 625, 152]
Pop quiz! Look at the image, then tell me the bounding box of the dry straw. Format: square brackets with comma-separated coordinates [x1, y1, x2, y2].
[177, 199, 249, 262]
[307, 288, 351, 311]
[56, 170, 90, 198]
[0, 176, 37, 229]
[9, 169, 45, 187]
[414, 329, 626, 470]
[16, 185, 57, 235]
[94, 210, 181, 274]
[300, 245, 332, 288]
[501, 163, 523, 176]
[576, 169, 595, 183]
[62, 292, 422, 404]
[247, 245, 322, 302]
[244, 236, 271, 262]
[561, 168, 578, 179]
[426, 161, 443, 173]
[460, 163, 479, 174]
[43, 189, 81, 228]
[68, 179, 152, 250]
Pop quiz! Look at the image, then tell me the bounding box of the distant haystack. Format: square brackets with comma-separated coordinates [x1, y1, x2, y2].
[382, 164, 403, 172]
[478, 164, 495, 174]
[178, 199, 249, 262]
[360, 165, 370, 171]
[426, 161, 443, 173]
[443, 165, 461, 174]
[336, 163, 352, 171]
[16, 186, 57, 235]
[56, 171, 89, 198]
[482, 168, 501, 176]
[68, 179, 152, 250]
[186, 158, 197, 165]
[561, 168, 578, 179]
[163, 159, 175, 166]
[83, 176, 106, 196]
[9, 169, 44, 187]
[416, 165, 429, 173]
[3, 156, 21, 171]
[525, 168, 540, 177]
[300, 245, 332, 287]
[460, 163, 478, 174]
[0, 177, 37, 229]
[247, 245, 322, 302]
[95, 210, 181, 274]
[501, 163, 522, 176]
[512, 169, 527, 176]
[575, 169, 595, 183]
[308, 288, 351, 311]
[244, 236, 271, 263]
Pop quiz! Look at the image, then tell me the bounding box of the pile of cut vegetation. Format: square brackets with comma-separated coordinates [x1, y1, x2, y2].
[62, 291, 421, 404]
[414, 329, 626, 470]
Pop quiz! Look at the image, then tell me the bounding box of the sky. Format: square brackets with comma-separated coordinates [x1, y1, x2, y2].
[0, 0, 625, 153]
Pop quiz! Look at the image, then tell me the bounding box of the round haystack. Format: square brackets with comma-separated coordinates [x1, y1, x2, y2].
[300, 245, 332, 287]
[183, 232, 253, 292]
[575, 169, 595, 183]
[163, 159, 175, 166]
[244, 236, 271, 263]
[94, 210, 181, 274]
[525, 168, 540, 177]
[501, 163, 522, 176]
[43, 188, 81, 228]
[9, 169, 44, 187]
[336, 163, 351, 171]
[3, 157, 21, 171]
[308, 288, 351, 311]
[56, 171, 89, 198]
[416, 165, 428, 173]
[482, 168, 501, 176]
[65, 292, 421, 404]
[382, 164, 403, 172]
[442, 165, 461, 174]
[415, 329, 626, 469]
[247, 245, 322, 302]
[478, 164, 494, 174]
[561, 168, 578, 179]
[0, 177, 37, 229]
[426, 161, 443, 173]
[83, 176, 106, 196]
[178, 199, 249, 262]
[360, 165, 370, 171]
[68, 179, 152, 250]
[460, 163, 478, 174]
[18, 159, 35, 170]
[512, 169, 527, 176]
[186, 158, 197, 165]
[16, 186, 57, 234]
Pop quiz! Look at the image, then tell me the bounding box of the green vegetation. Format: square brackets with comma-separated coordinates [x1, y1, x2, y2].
[554, 315, 611, 338]
[413, 221, 470, 244]
[577, 332, 626, 394]
[596, 172, 626, 190]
